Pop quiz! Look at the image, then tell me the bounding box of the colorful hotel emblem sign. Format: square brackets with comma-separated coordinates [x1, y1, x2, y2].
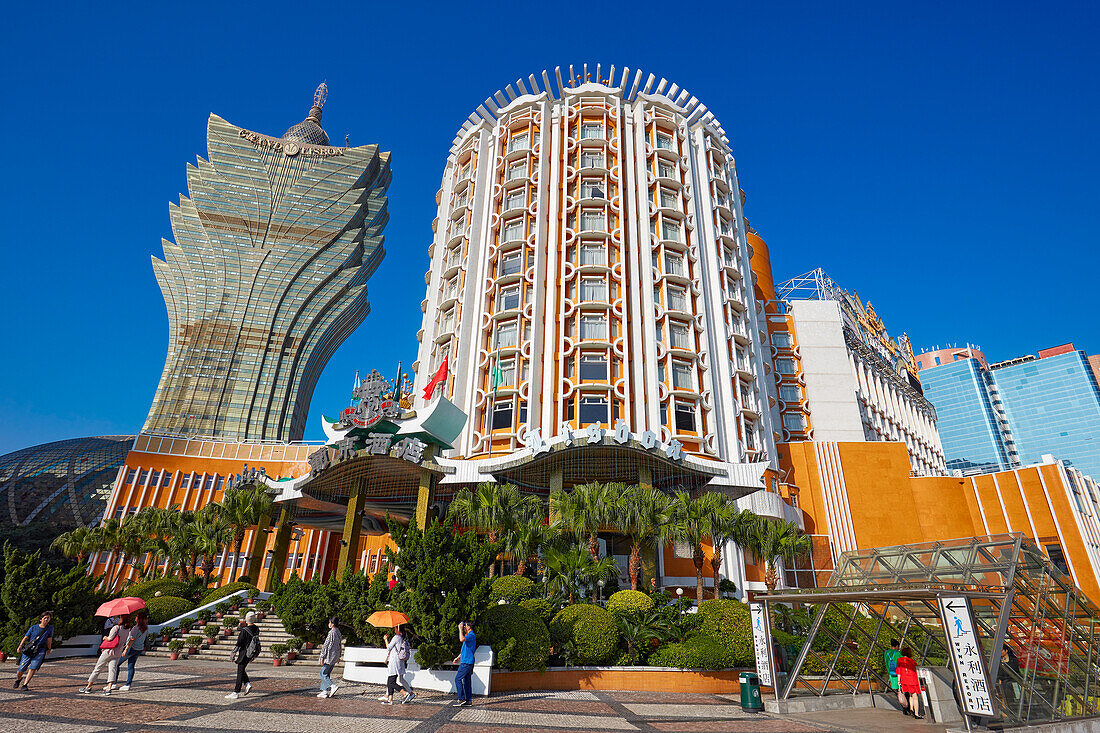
[339, 370, 400, 429]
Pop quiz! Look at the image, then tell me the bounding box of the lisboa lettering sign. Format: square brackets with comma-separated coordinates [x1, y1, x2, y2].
[523, 419, 684, 462]
[238, 129, 345, 158]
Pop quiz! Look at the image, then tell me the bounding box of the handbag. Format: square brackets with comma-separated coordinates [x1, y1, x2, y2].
[99, 632, 120, 650]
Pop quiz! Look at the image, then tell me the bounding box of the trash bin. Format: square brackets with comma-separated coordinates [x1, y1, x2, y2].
[739, 672, 763, 711]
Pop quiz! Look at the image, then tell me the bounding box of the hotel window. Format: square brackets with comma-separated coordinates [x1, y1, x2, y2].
[580, 277, 607, 302]
[783, 413, 805, 431]
[508, 132, 529, 152]
[776, 358, 797, 375]
[579, 395, 609, 425]
[1046, 544, 1071, 577]
[439, 307, 455, 333]
[580, 122, 603, 139]
[443, 276, 458, 300]
[772, 332, 793, 348]
[503, 220, 524, 242]
[505, 190, 525, 212]
[579, 352, 608, 381]
[580, 178, 605, 199]
[580, 243, 606, 266]
[580, 209, 605, 232]
[496, 320, 518, 348]
[369, 554, 380, 573]
[492, 399, 513, 429]
[506, 160, 526, 181]
[435, 342, 451, 370]
[662, 220, 682, 242]
[139, 470, 150, 484]
[580, 150, 604, 168]
[664, 252, 684, 276]
[181, 474, 192, 489]
[446, 247, 462, 268]
[497, 285, 520, 311]
[500, 358, 516, 385]
[501, 251, 522, 276]
[580, 313, 608, 340]
[126, 469, 138, 484]
[657, 160, 676, 179]
[744, 421, 757, 450]
[670, 321, 691, 350]
[455, 190, 469, 209]
[672, 360, 693, 390]
[674, 401, 696, 432]
[518, 399, 528, 424]
[666, 285, 688, 312]
[779, 384, 801, 402]
[659, 188, 678, 209]
[655, 131, 674, 150]
[457, 162, 471, 179]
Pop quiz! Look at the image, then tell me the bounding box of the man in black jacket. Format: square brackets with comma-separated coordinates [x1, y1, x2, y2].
[226, 611, 259, 700]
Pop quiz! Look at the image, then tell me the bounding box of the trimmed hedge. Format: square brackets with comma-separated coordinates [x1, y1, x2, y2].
[146, 596, 194, 625]
[519, 598, 555, 625]
[550, 604, 619, 665]
[489, 575, 535, 605]
[649, 635, 738, 670]
[201, 582, 258, 606]
[480, 603, 551, 671]
[697, 598, 754, 666]
[123, 578, 193, 602]
[606, 590, 654, 618]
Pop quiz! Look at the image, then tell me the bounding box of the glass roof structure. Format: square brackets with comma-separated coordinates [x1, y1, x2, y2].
[762, 534, 1100, 727]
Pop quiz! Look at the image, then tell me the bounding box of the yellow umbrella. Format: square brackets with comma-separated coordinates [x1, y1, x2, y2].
[366, 610, 409, 628]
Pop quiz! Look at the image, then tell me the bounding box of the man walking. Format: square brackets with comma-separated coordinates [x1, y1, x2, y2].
[14, 612, 53, 691]
[226, 611, 260, 700]
[317, 617, 341, 698]
[451, 620, 476, 707]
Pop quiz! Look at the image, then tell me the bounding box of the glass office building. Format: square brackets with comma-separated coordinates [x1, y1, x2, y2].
[143, 84, 392, 443]
[920, 358, 1012, 474]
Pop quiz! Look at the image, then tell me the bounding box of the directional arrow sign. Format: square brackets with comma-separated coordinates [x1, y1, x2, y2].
[939, 596, 995, 717]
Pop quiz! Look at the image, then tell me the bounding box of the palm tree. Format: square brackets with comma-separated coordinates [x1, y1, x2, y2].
[666, 490, 721, 603]
[543, 544, 619, 604]
[705, 500, 758, 599]
[192, 505, 231, 587]
[51, 526, 94, 564]
[217, 486, 273, 584]
[504, 520, 545, 576]
[745, 518, 812, 591]
[448, 482, 541, 577]
[551, 481, 620, 558]
[92, 517, 127, 591]
[613, 484, 672, 590]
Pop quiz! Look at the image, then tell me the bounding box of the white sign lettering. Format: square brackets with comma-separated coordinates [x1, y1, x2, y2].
[750, 602, 773, 687]
[939, 596, 994, 717]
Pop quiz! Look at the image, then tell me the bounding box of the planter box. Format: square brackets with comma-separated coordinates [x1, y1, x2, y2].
[491, 666, 747, 694]
[343, 645, 494, 696]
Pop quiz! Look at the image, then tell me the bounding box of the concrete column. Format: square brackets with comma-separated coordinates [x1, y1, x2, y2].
[337, 479, 367, 581]
[414, 446, 438, 529]
[264, 505, 295, 592]
[245, 511, 271, 584]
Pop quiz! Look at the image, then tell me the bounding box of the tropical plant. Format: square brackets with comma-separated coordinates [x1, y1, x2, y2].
[744, 518, 812, 591]
[489, 575, 535, 605]
[551, 481, 620, 558]
[665, 491, 722, 603]
[448, 482, 542, 577]
[614, 611, 670, 664]
[270, 642, 287, 659]
[543, 545, 618, 604]
[168, 639, 184, 653]
[216, 486, 272, 584]
[192, 505, 231, 587]
[503, 520, 545, 576]
[612, 484, 672, 590]
[50, 527, 95, 565]
[704, 499, 757, 599]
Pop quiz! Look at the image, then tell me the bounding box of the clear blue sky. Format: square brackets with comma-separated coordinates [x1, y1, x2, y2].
[1, 1, 1097, 456]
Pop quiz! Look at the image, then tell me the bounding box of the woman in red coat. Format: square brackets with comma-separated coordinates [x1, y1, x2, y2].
[895, 647, 923, 719]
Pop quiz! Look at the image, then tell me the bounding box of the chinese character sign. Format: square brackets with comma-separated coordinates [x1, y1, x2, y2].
[939, 596, 994, 717]
[750, 603, 773, 687]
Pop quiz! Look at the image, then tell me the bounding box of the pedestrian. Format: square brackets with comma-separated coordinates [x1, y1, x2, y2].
[895, 646, 923, 719]
[226, 611, 260, 700]
[117, 611, 149, 692]
[317, 617, 342, 698]
[13, 612, 54, 692]
[81, 614, 131, 696]
[450, 620, 476, 707]
[381, 623, 414, 704]
[884, 639, 902, 694]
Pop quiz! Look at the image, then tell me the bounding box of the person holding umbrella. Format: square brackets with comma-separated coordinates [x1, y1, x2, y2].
[13, 611, 54, 692]
[81, 597, 145, 696]
[365, 610, 414, 704]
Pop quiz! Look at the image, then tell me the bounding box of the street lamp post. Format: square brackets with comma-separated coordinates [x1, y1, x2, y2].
[597, 579, 605, 604]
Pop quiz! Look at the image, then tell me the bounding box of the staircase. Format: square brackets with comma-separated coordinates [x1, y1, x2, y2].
[144, 598, 343, 669]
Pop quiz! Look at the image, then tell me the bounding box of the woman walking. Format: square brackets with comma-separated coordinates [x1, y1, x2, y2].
[226, 612, 259, 700]
[317, 617, 342, 698]
[117, 611, 149, 692]
[13, 612, 54, 692]
[381, 624, 414, 704]
[80, 615, 131, 695]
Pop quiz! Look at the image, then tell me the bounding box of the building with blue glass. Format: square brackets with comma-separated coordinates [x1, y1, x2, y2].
[918, 344, 1100, 480]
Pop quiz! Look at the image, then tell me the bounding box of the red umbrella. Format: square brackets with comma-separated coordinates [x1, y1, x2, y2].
[95, 597, 146, 617]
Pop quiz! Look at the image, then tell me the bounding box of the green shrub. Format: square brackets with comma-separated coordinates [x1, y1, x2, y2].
[286, 637, 303, 651]
[123, 578, 193, 603]
[606, 590, 654, 618]
[489, 575, 535, 605]
[3, 631, 25, 656]
[158, 626, 176, 639]
[481, 603, 551, 671]
[195, 609, 211, 623]
[519, 598, 555, 625]
[550, 604, 619, 665]
[167, 639, 184, 653]
[270, 642, 287, 658]
[697, 598, 753, 666]
[203, 624, 219, 638]
[649, 635, 737, 670]
[222, 618, 237, 632]
[146, 596, 193, 625]
[185, 635, 203, 649]
[214, 601, 230, 615]
[255, 599, 272, 612]
[201, 582, 258, 606]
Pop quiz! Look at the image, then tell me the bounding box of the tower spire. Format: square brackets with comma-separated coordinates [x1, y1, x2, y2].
[309, 82, 328, 123]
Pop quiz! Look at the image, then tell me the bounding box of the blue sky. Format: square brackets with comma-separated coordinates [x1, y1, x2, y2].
[1, 1, 1097, 456]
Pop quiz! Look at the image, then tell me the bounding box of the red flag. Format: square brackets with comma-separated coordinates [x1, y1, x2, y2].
[422, 355, 449, 400]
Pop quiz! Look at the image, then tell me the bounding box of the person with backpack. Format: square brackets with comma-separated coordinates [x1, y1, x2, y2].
[13, 612, 54, 692]
[116, 611, 149, 692]
[81, 614, 131, 696]
[317, 617, 342, 698]
[381, 623, 414, 704]
[226, 611, 260, 700]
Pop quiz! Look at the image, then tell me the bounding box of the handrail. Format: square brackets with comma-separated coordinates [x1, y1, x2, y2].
[149, 590, 273, 634]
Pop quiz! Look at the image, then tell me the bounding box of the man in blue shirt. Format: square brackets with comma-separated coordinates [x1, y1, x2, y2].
[451, 620, 476, 707]
[14, 612, 54, 691]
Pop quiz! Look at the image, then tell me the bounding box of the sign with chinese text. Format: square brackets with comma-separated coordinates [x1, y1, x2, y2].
[939, 596, 994, 717]
[750, 602, 773, 687]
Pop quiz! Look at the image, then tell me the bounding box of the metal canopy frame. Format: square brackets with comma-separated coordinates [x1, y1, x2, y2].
[759, 533, 1100, 727]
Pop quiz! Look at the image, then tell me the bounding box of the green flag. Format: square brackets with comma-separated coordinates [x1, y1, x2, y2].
[491, 353, 504, 396]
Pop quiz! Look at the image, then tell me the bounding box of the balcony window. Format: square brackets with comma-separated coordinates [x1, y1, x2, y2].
[507, 160, 526, 181]
[505, 190, 525, 211]
[503, 220, 524, 242]
[435, 343, 451, 371]
[580, 314, 608, 340]
[579, 395, 609, 425]
[500, 358, 516, 385]
[660, 188, 678, 209]
[580, 277, 607, 302]
[672, 360, 693, 390]
[581, 122, 603, 140]
[580, 151, 604, 168]
[579, 353, 608, 381]
[772, 332, 792, 349]
[443, 276, 458, 300]
[497, 321, 518, 348]
[670, 321, 691, 350]
[580, 178, 605, 199]
[783, 413, 805, 431]
[580, 209, 605, 232]
[492, 399, 513, 430]
[776, 358, 797, 375]
[666, 285, 688, 312]
[744, 422, 757, 450]
[508, 133, 529, 153]
[455, 191, 469, 209]
[655, 132, 674, 150]
[439, 307, 455, 333]
[657, 161, 676, 179]
[457, 163, 471, 180]
[664, 252, 684, 276]
[501, 251, 522, 276]
[580, 243, 606, 266]
[674, 401, 696, 432]
[779, 384, 801, 402]
[497, 286, 520, 311]
[662, 220, 682, 242]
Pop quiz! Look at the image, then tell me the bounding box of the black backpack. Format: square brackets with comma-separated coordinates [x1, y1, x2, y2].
[24, 627, 47, 657]
[244, 626, 261, 662]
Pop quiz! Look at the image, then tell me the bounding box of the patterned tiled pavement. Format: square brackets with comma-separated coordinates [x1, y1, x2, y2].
[0, 658, 931, 732]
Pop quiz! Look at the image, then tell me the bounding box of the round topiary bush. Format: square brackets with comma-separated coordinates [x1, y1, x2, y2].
[489, 575, 535, 605]
[649, 635, 738, 670]
[201, 581, 259, 606]
[550, 604, 619, 665]
[481, 603, 551, 671]
[606, 589, 655, 618]
[698, 598, 753, 666]
[146, 596, 194, 625]
[519, 598, 555, 625]
[123, 578, 192, 603]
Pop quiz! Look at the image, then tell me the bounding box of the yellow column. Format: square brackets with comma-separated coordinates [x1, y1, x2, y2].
[263, 505, 294, 592]
[245, 511, 271, 584]
[414, 445, 437, 529]
[638, 465, 657, 588]
[336, 479, 367, 581]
